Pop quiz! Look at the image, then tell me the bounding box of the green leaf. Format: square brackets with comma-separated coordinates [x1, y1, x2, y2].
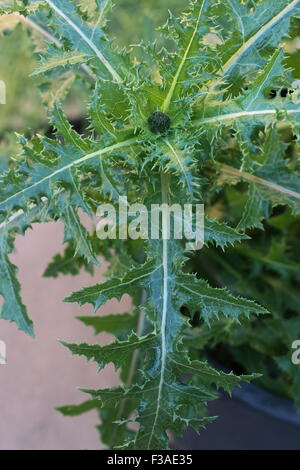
[43, 243, 93, 278]
[59, 202, 99, 265]
[0, 111, 138, 219]
[57, 399, 100, 416]
[169, 355, 260, 393]
[2, 0, 299, 450]
[30, 0, 126, 82]
[219, 127, 300, 230]
[161, 0, 213, 113]
[215, 0, 300, 80]
[60, 332, 157, 371]
[0, 233, 34, 336]
[204, 217, 250, 248]
[77, 313, 137, 336]
[174, 274, 269, 324]
[32, 50, 87, 76]
[64, 259, 158, 310]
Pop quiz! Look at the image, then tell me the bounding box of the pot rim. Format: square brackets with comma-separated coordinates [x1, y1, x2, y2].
[208, 355, 300, 425]
[232, 379, 300, 425]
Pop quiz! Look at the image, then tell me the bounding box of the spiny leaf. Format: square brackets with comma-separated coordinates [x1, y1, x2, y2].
[43, 243, 93, 278]
[60, 332, 157, 371]
[160, 0, 213, 113]
[215, 0, 300, 81]
[59, 202, 99, 265]
[0, 117, 138, 219]
[169, 355, 261, 393]
[30, 0, 126, 82]
[57, 399, 100, 416]
[174, 274, 269, 324]
[218, 126, 300, 230]
[204, 217, 250, 248]
[0, 233, 34, 336]
[64, 259, 159, 310]
[33, 50, 87, 76]
[2, 0, 299, 451]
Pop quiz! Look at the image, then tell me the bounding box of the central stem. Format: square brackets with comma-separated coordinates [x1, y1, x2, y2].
[147, 172, 170, 448]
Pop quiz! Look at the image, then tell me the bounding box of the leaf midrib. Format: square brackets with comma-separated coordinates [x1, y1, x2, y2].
[164, 138, 193, 198]
[0, 137, 138, 211]
[67, 262, 162, 302]
[44, 0, 123, 82]
[176, 280, 260, 311]
[220, 164, 300, 201]
[192, 108, 300, 126]
[146, 173, 170, 449]
[221, 0, 300, 74]
[162, 0, 207, 112]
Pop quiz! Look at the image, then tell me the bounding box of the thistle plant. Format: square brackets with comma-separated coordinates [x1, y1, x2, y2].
[0, 0, 300, 450]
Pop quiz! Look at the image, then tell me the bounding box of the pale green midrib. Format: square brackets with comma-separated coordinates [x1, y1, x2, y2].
[222, 0, 300, 74]
[69, 263, 162, 302]
[170, 357, 229, 378]
[44, 0, 123, 83]
[0, 137, 138, 210]
[18, 15, 96, 81]
[147, 174, 169, 449]
[245, 50, 281, 111]
[175, 280, 258, 309]
[0, 246, 31, 331]
[97, 0, 111, 28]
[55, 106, 87, 151]
[164, 138, 193, 198]
[71, 264, 162, 299]
[161, 0, 207, 112]
[34, 52, 87, 74]
[192, 108, 300, 126]
[220, 165, 300, 201]
[70, 334, 156, 353]
[229, 0, 245, 43]
[68, 206, 95, 260]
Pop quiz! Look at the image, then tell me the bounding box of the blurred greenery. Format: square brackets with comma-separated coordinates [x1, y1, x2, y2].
[108, 0, 185, 46]
[0, 22, 46, 132]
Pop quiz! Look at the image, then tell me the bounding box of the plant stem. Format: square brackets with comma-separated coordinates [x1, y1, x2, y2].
[146, 172, 170, 449]
[219, 163, 300, 200]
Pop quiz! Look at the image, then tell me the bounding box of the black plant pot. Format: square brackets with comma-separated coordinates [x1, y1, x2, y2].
[172, 381, 300, 450]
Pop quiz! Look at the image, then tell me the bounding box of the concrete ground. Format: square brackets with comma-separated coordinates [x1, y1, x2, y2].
[0, 221, 130, 450]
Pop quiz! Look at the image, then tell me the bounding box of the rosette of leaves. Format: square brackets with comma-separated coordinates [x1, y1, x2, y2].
[0, 0, 300, 450]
